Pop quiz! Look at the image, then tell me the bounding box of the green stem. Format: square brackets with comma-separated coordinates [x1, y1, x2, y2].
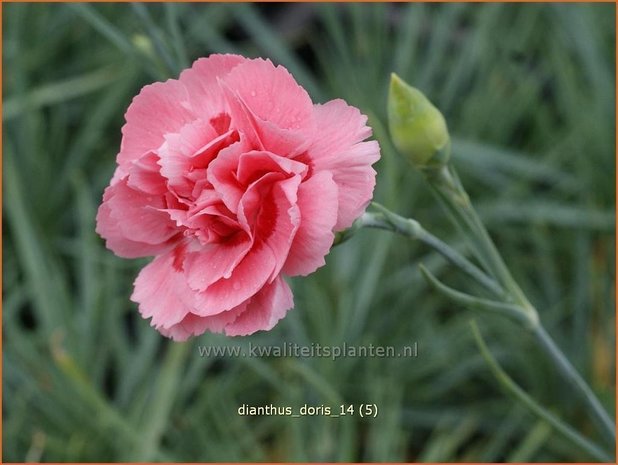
[359, 205, 504, 298]
[422, 163, 614, 444]
[531, 325, 616, 445]
[426, 165, 536, 318]
[471, 321, 612, 462]
[358, 197, 615, 445]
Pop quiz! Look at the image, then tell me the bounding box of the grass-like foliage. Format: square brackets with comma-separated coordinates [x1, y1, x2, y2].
[3, 3, 615, 462]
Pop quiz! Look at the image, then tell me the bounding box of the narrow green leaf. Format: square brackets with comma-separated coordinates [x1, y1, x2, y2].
[419, 265, 528, 324]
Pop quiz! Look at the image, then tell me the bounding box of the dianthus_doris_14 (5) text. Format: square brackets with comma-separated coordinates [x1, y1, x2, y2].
[238, 404, 332, 416]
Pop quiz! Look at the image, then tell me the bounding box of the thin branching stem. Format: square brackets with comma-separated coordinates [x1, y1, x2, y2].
[359, 173, 615, 446]
[360, 204, 505, 298]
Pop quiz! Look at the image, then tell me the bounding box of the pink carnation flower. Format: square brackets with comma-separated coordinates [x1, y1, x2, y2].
[96, 54, 380, 340]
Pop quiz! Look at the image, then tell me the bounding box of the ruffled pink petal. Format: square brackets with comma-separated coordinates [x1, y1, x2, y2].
[96, 201, 176, 258]
[308, 99, 373, 159]
[236, 151, 307, 186]
[126, 152, 167, 195]
[118, 79, 195, 168]
[225, 275, 293, 336]
[96, 179, 180, 258]
[178, 54, 245, 121]
[131, 245, 196, 330]
[207, 137, 252, 213]
[221, 58, 313, 131]
[283, 170, 338, 276]
[184, 231, 252, 293]
[222, 85, 313, 157]
[159, 304, 248, 341]
[307, 99, 381, 230]
[255, 175, 301, 281]
[236, 171, 297, 235]
[157, 119, 218, 197]
[103, 178, 179, 246]
[327, 147, 378, 230]
[194, 242, 277, 314]
[186, 206, 242, 244]
[210, 171, 302, 283]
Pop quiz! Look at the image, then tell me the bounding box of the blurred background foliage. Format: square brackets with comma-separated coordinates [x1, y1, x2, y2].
[3, 2, 615, 462]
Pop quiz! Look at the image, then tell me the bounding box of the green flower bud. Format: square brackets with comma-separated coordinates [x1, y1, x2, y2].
[132, 34, 155, 57]
[388, 73, 450, 169]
